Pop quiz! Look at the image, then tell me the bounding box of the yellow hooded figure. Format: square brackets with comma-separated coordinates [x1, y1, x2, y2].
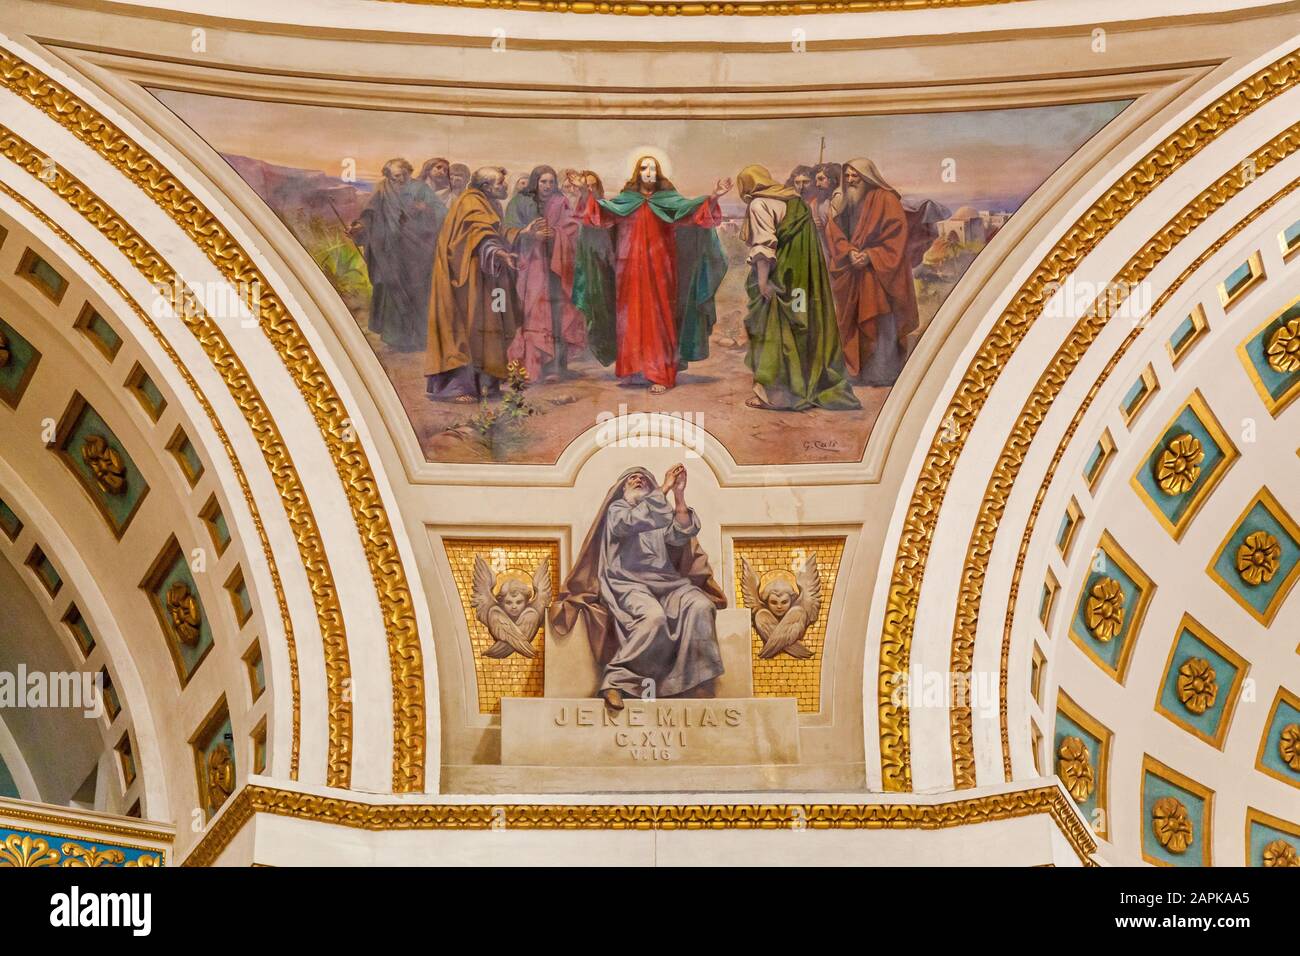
[735, 163, 860, 412]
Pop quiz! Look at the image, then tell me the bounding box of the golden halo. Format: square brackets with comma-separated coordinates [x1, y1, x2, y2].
[493, 568, 534, 599]
[758, 568, 798, 599]
[623, 146, 672, 181]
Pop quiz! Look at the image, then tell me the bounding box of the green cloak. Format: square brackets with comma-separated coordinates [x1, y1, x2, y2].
[744, 197, 861, 411]
[573, 189, 727, 366]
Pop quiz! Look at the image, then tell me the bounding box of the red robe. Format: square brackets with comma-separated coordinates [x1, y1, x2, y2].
[581, 192, 721, 388]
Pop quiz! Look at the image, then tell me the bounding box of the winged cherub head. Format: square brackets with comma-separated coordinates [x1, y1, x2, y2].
[758, 570, 800, 620]
[494, 570, 536, 621]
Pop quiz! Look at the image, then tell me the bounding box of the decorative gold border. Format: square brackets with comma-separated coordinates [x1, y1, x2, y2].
[1152, 612, 1248, 750]
[1253, 686, 1300, 793]
[51, 390, 150, 541]
[1140, 753, 1213, 868]
[1055, 688, 1111, 842]
[1235, 292, 1300, 417]
[373, 0, 1027, 16]
[1244, 806, 1300, 866]
[1128, 389, 1240, 542]
[180, 782, 1097, 868]
[0, 180, 302, 780]
[1064, 530, 1153, 686]
[0, 822, 167, 865]
[879, 45, 1300, 791]
[1206, 486, 1300, 627]
[0, 49, 424, 792]
[998, 177, 1300, 780]
[0, 799, 173, 846]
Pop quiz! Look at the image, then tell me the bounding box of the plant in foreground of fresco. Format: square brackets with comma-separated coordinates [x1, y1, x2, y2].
[1266, 317, 1300, 374]
[1176, 657, 1218, 715]
[1155, 433, 1204, 495]
[1085, 576, 1125, 642]
[1151, 796, 1194, 854]
[1236, 530, 1281, 586]
[1056, 735, 1094, 802]
[1280, 723, 1300, 771]
[1263, 839, 1300, 867]
[460, 361, 537, 441]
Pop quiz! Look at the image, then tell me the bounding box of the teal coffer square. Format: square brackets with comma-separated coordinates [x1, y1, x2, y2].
[58, 400, 149, 536]
[152, 551, 213, 683]
[0, 316, 41, 408]
[1247, 818, 1300, 867]
[1054, 711, 1102, 827]
[1158, 626, 1239, 743]
[1211, 498, 1300, 618]
[1242, 300, 1300, 405]
[1136, 405, 1226, 528]
[1071, 554, 1142, 677]
[1260, 696, 1300, 785]
[1142, 769, 1208, 867]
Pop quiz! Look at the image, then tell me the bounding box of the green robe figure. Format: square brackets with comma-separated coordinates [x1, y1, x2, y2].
[569, 171, 619, 367]
[736, 165, 861, 412]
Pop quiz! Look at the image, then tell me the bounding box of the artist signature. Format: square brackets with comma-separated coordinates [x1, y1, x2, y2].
[803, 438, 842, 451]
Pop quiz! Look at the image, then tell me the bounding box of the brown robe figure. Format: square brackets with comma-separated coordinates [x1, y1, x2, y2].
[425, 167, 529, 400]
[824, 157, 920, 387]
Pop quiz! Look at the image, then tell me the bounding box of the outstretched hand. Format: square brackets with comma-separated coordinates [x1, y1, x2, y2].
[713, 178, 733, 198]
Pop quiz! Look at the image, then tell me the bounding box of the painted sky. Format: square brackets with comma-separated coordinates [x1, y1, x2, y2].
[154, 90, 1128, 214]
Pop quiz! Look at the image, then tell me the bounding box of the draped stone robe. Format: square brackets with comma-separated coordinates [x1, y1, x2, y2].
[597, 489, 723, 698]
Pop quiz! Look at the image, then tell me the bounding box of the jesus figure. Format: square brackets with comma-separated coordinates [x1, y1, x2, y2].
[575, 156, 732, 393]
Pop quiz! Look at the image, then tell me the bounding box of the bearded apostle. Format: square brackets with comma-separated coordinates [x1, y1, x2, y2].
[424, 166, 548, 402]
[575, 156, 731, 394]
[824, 157, 920, 387]
[503, 165, 586, 383]
[551, 465, 726, 711]
[348, 158, 446, 351]
[736, 165, 860, 412]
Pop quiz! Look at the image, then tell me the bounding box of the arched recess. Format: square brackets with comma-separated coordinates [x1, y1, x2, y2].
[871, 32, 1300, 864]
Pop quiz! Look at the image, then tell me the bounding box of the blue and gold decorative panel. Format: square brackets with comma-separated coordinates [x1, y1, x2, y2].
[0, 316, 41, 410]
[1237, 296, 1300, 416]
[1207, 487, 1300, 627]
[1255, 687, 1300, 792]
[1245, 807, 1300, 867]
[1130, 391, 1238, 540]
[53, 394, 150, 539]
[1140, 755, 1213, 867]
[190, 699, 235, 820]
[1068, 531, 1154, 684]
[0, 827, 163, 867]
[1054, 690, 1111, 840]
[139, 536, 214, 686]
[1153, 614, 1248, 749]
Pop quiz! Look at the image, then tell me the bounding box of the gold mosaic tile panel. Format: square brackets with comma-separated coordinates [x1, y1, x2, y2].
[732, 537, 845, 713]
[443, 538, 559, 714]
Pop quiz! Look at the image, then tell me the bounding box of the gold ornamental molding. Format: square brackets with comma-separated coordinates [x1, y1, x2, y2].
[877, 45, 1300, 792]
[372, 0, 1027, 16]
[181, 783, 1097, 867]
[0, 178, 304, 779]
[950, 126, 1300, 786]
[0, 48, 427, 792]
[998, 174, 1300, 781]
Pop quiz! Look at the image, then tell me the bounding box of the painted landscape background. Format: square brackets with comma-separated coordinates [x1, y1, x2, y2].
[154, 91, 1128, 465]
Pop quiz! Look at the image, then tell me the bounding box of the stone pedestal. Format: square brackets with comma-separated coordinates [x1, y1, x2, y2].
[500, 696, 800, 766]
[543, 607, 754, 698]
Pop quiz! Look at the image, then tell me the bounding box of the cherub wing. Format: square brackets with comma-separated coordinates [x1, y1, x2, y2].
[529, 559, 552, 615]
[471, 555, 497, 627]
[739, 558, 761, 615]
[760, 607, 814, 659]
[796, 552, 822, 622]
[483, 607, 539, 658]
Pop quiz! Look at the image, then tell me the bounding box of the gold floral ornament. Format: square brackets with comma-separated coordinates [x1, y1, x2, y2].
[1056, 736, 1094, 802]
[1151, 796, 1194, 853]
[1263, 839, 1300, 867]
[207, 742, 235, 810]
[1265, 317, 1300, 374]
[80, 434, 127, 495]
[1280, 723, 1300, 772]
[1085, 576, 1125, 642]
[165, 581, 201, 645]
[1155, 433, 1204, 495]
[59, 844, 125, 867]
[0, 328, 9, 368]
[1176, 657, 1218, 715]
[1235, 530, 1281, 586]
